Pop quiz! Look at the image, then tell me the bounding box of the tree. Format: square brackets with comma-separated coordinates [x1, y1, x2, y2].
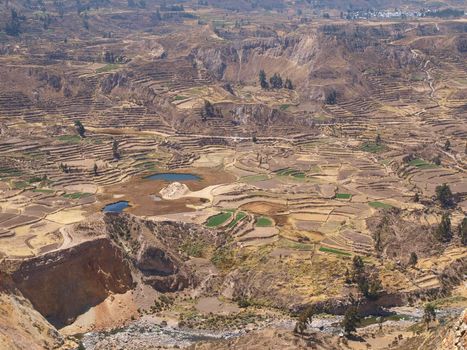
[201, 100, 215, 120]
[269, 73, 283, 89]
[409, 252, 418, 266]
[294, 306, 316, 335]
[352, 255, 365, 278]
[93, 163, 98, 176]
[458, 217, 467, 246]
[413, 193, 420, 203]
[375, 134, 382, 145]
[435, 183, 454, 208]
[325, 89, 337, 105]
[434, 212, 452, 243]
[74, 120, 85, 138]
[259, 70, 268, 89]
[444, 139, 451, 151]
[351, 256, 381, 299]
[342, 306, 361, 337]
[432, 155, 441, 166]
[285, 78, 294, 90]
[423, 303, 436, 330]
[5, 9, 22, 36]
[112, 139, 120, 160]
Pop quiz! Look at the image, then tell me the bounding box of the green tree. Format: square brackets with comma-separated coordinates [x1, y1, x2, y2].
[5, 9, 22, 36]
[285, 78, 294, 90]
[342, 306, 361, 337]
[408, 252, 418, 266]
[201, 100, 215, 120]
[458, 217, 467, 246]
[259, 70, 268, 89]
[325, 89, 337, 105]
[269, 73, 283, 89]
[74, 120, 85, 138]
[294, 305, 316, 335]
[413, 192, 420, 203]
[375, 134, 382, 145]
[423, 303, 436, 330]
[434, 212, 452, 243]
[435, 183, 454, 208]
[444, 139, 451, 151]
[93, 163, 98, 176]
[112, 139, 120, 160]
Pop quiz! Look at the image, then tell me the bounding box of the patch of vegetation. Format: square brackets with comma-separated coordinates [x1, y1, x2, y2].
[409, 158, 438, 169]
[335, 193, 352, 199]
[62, 192, 92, 199]
[173, 95, 189, 101]
[360, 142, 386, 153]
[180, 239, 206, 258]
[275, 168, 306, 178]
[319, 246, 351, 256]
[211, 246, 235, 270]
[368, 201, 394, 209]
[255, 216, 273, 227]
[279, 104, 290, 110]
[12, 180, 29, 189]
[279, 239, 313, 251]
[228, 212, 247, 228]
[95, 63, 121, 74]
[205, 212, 232, 227]
[33, 188, 54, 194]
[0, 167, 22, 179]
[240, 174, 269, 182]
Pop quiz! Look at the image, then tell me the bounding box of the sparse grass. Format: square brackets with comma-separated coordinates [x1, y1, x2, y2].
[240, 174, 269, 182]
[368, 201, 394, 209]
[205, 212, 232, 227]
[33, 188, 54, 194]
[335, 193, 352, 199]
[279, 104, 290, 110]
[409, 158, 438, 169]
[0, 167, 22, 179]
[360, 142, 386, 153]
[12, 181, 30, 189]
[57, 135, 81, 144]
[278, 239, 313, 251]
[62, 192, 92, 199]
[180, 239, 206, 258]
[173, 95, 189, 101]
[255, 216, 273, 227]
[319, 246, 351, 256]
[95, 63, 121, 74]
[211, 246, 235, 270]
[275, 168, 306, 178]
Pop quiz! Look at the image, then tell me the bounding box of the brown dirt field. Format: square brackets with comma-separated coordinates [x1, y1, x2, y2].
[97, 168, 235, 216]
[241, 201, 289, 226]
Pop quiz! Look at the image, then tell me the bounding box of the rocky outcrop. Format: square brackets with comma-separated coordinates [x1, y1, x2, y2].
[102, 213, 219, 293]
[11, 238, 133, 328]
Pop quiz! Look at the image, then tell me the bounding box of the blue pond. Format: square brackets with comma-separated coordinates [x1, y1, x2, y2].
[103, 201, 129, 213]
[144, 173, 201, 181]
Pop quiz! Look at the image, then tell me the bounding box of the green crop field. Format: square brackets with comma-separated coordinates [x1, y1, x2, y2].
[206, 212, 232, 227]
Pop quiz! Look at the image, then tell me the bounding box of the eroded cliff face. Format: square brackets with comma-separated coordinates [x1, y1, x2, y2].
[11, 237, 134, 328]
[0, 272, 67, 350]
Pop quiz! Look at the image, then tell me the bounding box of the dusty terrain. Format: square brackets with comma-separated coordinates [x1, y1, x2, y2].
[0, 0, 466, 349]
